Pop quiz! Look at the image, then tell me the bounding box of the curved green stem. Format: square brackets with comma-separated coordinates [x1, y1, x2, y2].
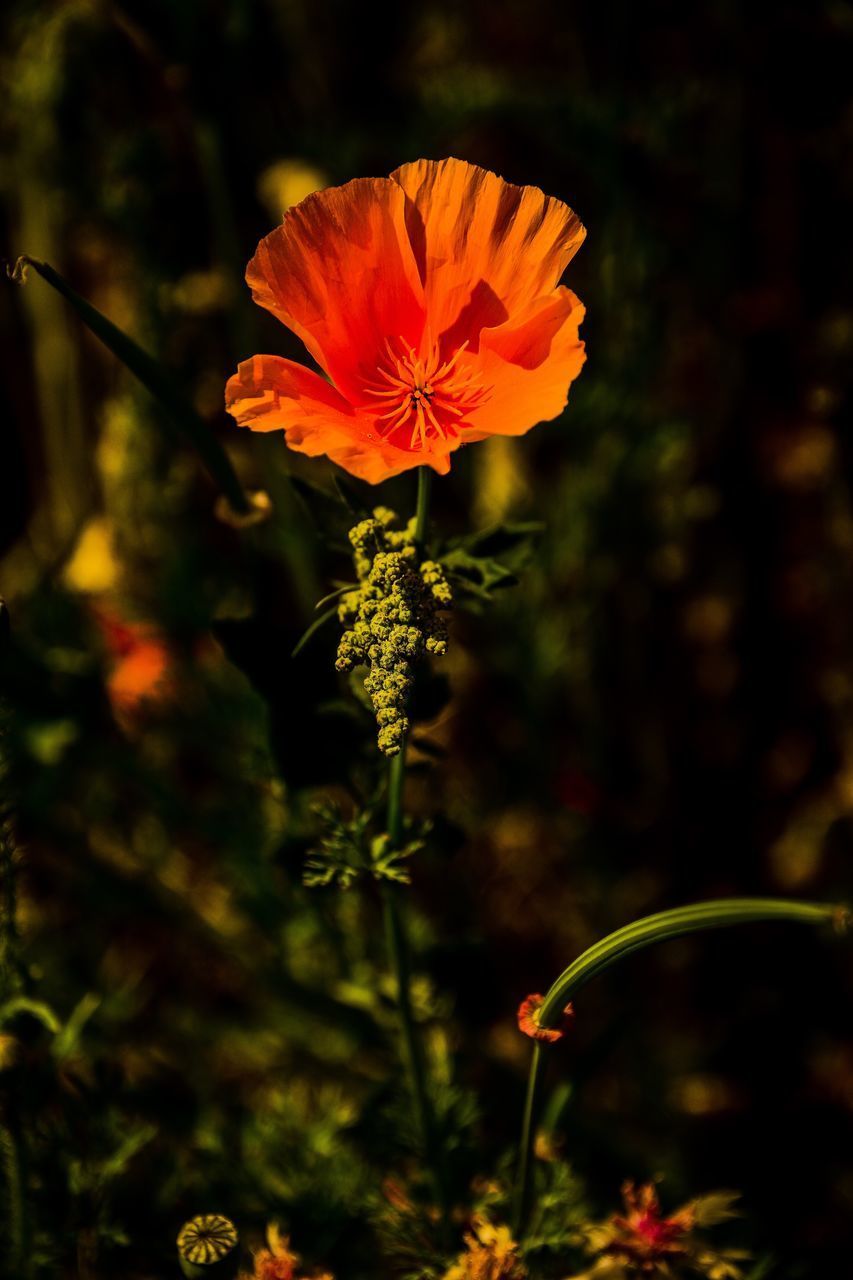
[382, 467, 449, 1228]
[538, 898, 839, 1025]
[512, 897, 847, 1239]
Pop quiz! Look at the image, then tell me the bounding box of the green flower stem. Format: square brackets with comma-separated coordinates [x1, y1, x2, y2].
[382, 466, 449, 1229]
[386, 748, 407, 850]
[512, 897, 846, 1239]
[414, 465, 432, 556]
[381, 887, 445, 1189]
[513, 1040, 542, 1244]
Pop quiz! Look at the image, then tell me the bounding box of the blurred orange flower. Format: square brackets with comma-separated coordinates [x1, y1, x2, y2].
[93, 607, 173, 717]
[242, 1225, 333, 1280]
[252, 1247, 297, 1280]
[568, 1182, 746, 1280]
[517, 993, 574, 1043]
[227, 158, 586, 483]
[610, 1181, 695, 1265]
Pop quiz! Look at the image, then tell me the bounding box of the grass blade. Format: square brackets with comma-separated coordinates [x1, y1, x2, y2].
[8, 256, 250, 515]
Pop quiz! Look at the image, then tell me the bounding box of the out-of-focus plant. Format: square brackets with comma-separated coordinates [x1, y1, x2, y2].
[566, 1182, 746, 1280]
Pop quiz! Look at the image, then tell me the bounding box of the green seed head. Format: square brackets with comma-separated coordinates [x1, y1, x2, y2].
[335, 508, 452, 754]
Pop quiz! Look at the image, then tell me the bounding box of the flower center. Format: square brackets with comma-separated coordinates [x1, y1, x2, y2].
[634, 1213, 682, 1247]
[363, 338, 489, 451]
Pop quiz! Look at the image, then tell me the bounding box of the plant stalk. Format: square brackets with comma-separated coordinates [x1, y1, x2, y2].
[511, 1041, 542, 1239]
[0, 1113, 31, 1279]
[382, 466, 449, 1229]
[512, 896, 847, 1240]
[414, 465, 432, 556]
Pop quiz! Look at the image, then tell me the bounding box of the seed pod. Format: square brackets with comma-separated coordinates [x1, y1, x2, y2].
[177, 1215, 240, 1278]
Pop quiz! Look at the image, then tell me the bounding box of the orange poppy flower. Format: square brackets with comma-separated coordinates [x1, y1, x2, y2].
[517, 993, 574, 1043]
[226, 158, 586, 483]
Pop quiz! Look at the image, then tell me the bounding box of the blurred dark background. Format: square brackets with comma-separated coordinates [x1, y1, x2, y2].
[1, 1, 852, 1276]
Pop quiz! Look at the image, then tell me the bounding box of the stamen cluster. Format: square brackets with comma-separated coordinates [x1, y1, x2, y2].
[363, 338, 490, 450]
[335, 507, 451, 755]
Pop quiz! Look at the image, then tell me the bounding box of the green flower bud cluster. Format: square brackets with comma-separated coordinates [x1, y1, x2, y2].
[336, 508, 451, 755]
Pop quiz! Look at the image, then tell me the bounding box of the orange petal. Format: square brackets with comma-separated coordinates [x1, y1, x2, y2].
[461, 288, 585, 440]
[517, 993, 575, 1043]
[390, 158, 585, 350]
[226, 355, 449, 485]
[245, 178, 425, 403]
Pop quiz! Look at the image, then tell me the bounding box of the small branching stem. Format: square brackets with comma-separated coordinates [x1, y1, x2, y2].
[512, 1041, 542, 1241]
[512, 896, 847, 1240]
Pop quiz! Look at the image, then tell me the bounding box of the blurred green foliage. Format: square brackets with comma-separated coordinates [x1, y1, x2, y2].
[1, 0, 853, 1276]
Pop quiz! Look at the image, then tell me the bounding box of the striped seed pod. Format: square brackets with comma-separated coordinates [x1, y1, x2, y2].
[177, 1215, 240, 1278]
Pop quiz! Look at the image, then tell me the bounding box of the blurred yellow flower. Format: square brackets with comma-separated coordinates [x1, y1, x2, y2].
[444, 1217, 526, 1280]
[256, 158, 327, 220]
[63, 517, 119, 594]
